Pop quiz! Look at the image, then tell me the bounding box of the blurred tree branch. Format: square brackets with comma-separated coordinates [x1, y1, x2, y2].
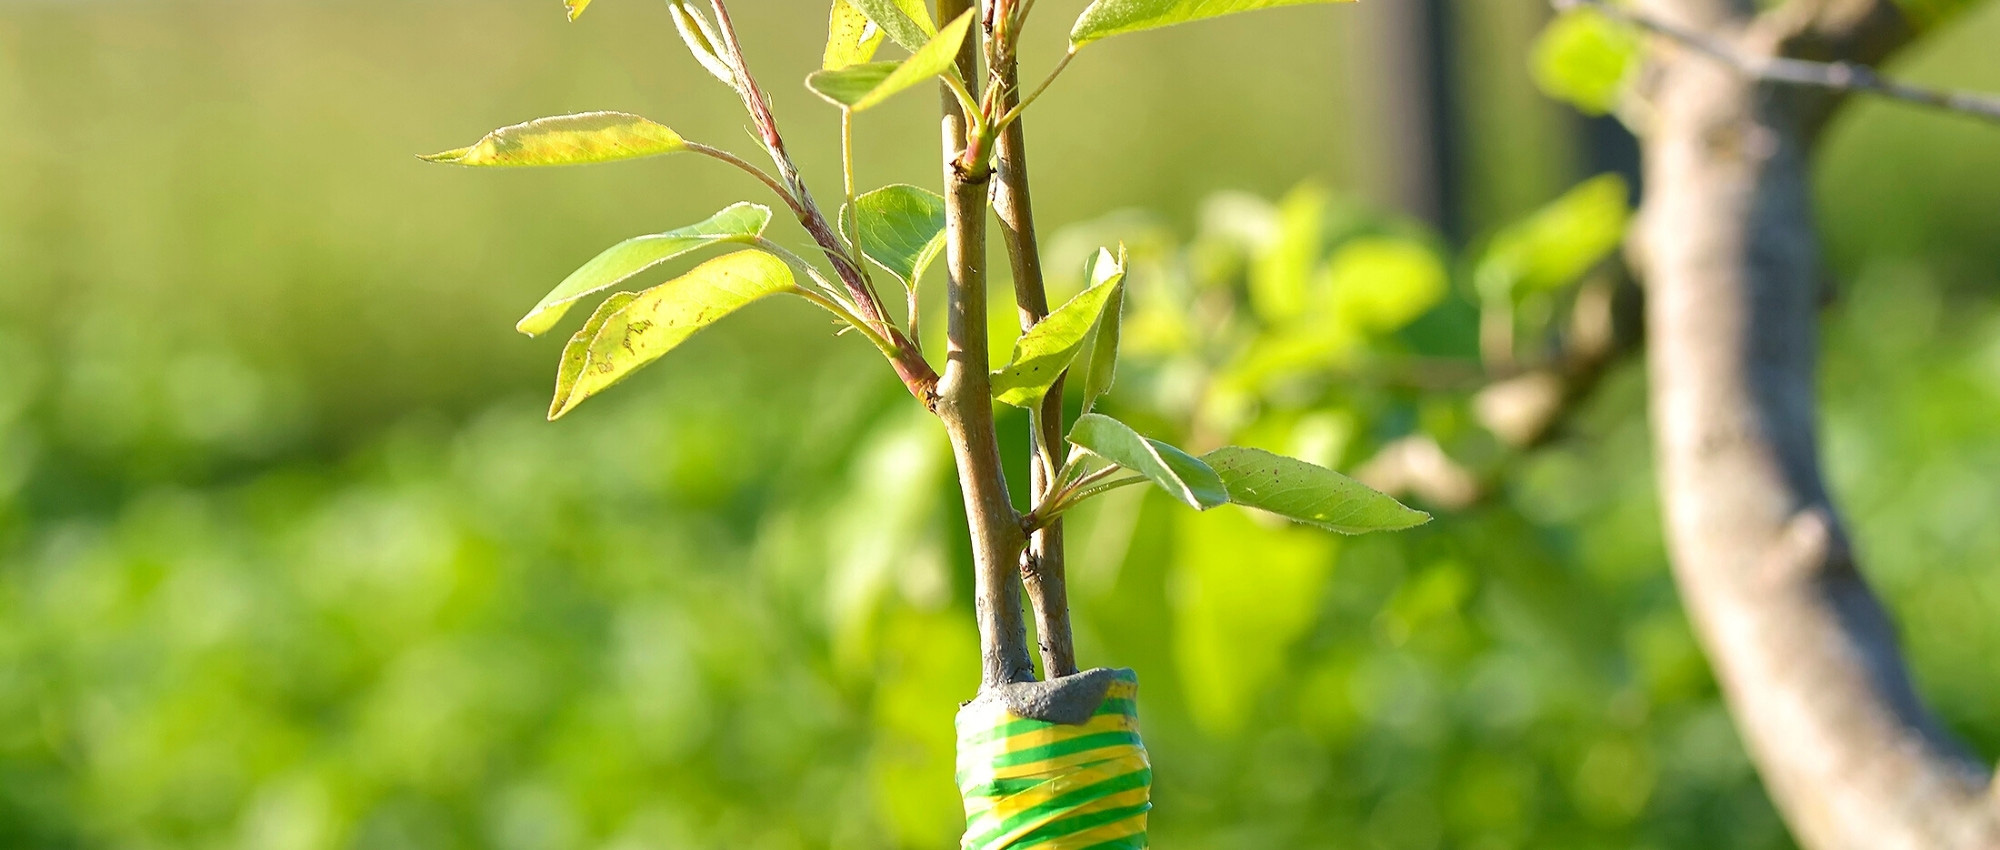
[1560, 0, 2000, 124]
[1360, 272, 1644, 511]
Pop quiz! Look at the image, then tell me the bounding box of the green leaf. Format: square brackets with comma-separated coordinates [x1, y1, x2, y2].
[1323, 236, 1447, 334]
[806, 9, 972, 112]
[548, 250, 795, 419]
[1203, 446, 1430, 533]
[1068, 413, 1228, 510]
[516, 203, 773, 337]
[1474, 174, 1631, 301]
[1070, 0, 1355, 50]
[420, 112, 685, 167]
[1081, 248, 1126, 412]
[1249, 183, 1326, 324]
[848, 0, 937, 52]
[564, 0, 591, 21]
[993, 255, 1127, 408]
[1530, 8, 1641, 115]
[825, 0, 887, 70]
[839, 185, 945, 289]
[669, 1, 736, 85]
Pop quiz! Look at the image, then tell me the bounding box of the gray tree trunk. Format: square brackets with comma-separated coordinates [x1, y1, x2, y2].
[1636, 0, 2000, 844]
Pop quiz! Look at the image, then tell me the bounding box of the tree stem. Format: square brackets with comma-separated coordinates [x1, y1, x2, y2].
[992, 52, 1078, 679]
[1636, 2, 2000, 843]
[938, 0, 1034, 689]
[704, 0, 936, 402]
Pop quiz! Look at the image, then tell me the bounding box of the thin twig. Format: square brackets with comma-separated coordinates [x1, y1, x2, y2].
[703, 0, 937, 400]
[990, 18, 1079, 678]
[1556, 0, 2000, 124]
[685, 143, 808, 219]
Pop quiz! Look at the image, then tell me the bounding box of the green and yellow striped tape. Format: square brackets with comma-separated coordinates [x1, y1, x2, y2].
[955, 669, 1151, 849]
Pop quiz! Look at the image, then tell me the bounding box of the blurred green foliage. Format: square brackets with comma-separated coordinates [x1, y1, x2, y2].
[3, 0, 2000, 848]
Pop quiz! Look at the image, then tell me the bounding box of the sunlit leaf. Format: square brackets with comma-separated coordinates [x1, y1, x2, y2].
[517, 203, 773, 337]
[420, 112, 685, 167]
[553, 291, 637, 408]
[1071, 0, 1355, 50]
[1530, 8, 1641, 115]
[1203, 446, 1430, 533]
[993, 256, 1127, 408]
[1475, 174, 1630, 301]
[806, 9, 972, 112]
[1081, 248, 1127, 412]
[670, 1, 736, 85]
[565, 0, 591, 21]
[826, 0, 887, 70]
[849, 0, 938, 52]
[549, 250, 795, 419]
[1068, 413, 1227, 510]
[1324, 236, 1447, 334]
[1249, 183, 1325, 324]
[839, 185, 945, 289]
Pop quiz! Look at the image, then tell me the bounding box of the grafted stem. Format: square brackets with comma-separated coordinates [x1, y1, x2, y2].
[992, 45, 1078, 678]
[937, 0, 1034, 688]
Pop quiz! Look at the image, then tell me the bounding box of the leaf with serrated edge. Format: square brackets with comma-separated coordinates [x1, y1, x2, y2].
[825, 0, 887, 69]
[1204, 446, 1429, 533]
[1068, 413, 1227, 510]
[993, 255, 1125, 407]
[806, 9, 972, 112]
[840, 185, 945, 289]
[549, 251, 795, 419]
[420, 112, 685, 167]
[517, 203, 772, 337]
[1070, 0, 1353, 49]
[1081, 248, 1126, 412]
[849, 0, 936, 51]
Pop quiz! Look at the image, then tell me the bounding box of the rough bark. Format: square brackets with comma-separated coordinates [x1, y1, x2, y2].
[1637, 0, 2000, 844]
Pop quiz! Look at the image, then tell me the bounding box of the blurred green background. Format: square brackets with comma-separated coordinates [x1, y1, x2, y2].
[3, 1, 2000, 847]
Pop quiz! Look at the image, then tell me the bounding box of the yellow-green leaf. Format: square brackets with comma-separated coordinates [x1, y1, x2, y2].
[1475, 174, 1631, 301]
[1081, 248, 1127, 412]
[1069, 413, 1228, 510]
[839, 184, 945, 289]
[825, 0, 887, 70]
[1203, 446, 1430, 533]
[806, 9, 972, 112]
[670, 1, 736, 85]
[549, 251, 795, 419]
[1323, 236, 1447, 334]
[554, 291, 637, 407]
[565, 0, 591, 21]
[420, 112, 686, 167]
[1071, 0, 1354, 50]
[849, 0, 937, 52]
[517, 203, 773, 337]
[1530, 8, 1642, 115]
[1248, 183, 1326, 324]
[992, 252, 1127, 408]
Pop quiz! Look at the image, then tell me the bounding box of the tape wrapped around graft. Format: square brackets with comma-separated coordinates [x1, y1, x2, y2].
[955, 668, 1151, 849]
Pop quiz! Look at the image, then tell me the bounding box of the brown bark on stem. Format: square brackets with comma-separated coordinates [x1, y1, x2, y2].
[937, 0, 1035, 688]
[992, 55, 1079, 680]
[1636, 0, 2000, 844]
